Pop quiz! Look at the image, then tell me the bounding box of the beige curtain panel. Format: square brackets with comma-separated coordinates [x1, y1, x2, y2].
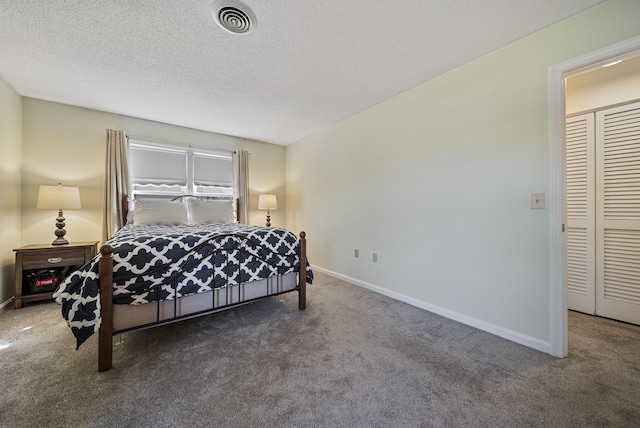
[103, 129, 131, 241]
[233, 149, 249, 224]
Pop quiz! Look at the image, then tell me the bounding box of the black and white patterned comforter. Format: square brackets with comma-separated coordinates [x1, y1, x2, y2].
[54, 224, 313, 348]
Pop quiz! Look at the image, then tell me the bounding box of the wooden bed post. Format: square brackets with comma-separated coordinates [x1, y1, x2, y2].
[298, 231, 307, 310]
[98, 245, 114, 372]
[121, 195, 130, 227]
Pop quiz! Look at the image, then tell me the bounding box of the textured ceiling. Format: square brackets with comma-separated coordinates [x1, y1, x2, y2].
[0, 0, 604, 145]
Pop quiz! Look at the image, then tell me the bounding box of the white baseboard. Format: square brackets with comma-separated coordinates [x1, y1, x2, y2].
[312, 265, 552, 355]
[0, 296, 15, 313]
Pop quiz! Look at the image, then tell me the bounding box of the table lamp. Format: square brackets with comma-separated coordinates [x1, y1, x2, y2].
[37, 183, 81, 245]
[258, 194, 277, 227]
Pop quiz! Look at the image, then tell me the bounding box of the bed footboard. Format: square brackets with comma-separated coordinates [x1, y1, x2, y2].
[97, 231, 308, 372]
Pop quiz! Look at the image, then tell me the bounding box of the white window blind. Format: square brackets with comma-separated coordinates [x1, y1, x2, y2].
[129, 139, 233, 199]
[130, 145, 187, 185]
[193, 152, 233, 185]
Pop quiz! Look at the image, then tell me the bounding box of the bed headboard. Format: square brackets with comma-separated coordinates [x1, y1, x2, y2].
[121, 195, 240, 226]
[122, 195, 130, 226]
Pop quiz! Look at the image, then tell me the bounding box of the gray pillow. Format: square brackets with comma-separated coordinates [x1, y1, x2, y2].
[188, 199, 235, 224]
[132, 200, 189, 226]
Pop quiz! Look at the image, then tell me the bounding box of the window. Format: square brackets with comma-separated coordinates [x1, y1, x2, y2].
[129, 139, 234, 200]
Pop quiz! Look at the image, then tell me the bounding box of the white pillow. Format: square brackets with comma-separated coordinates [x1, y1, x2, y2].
[188, 199, 235, 224]
[132, 200, 189, 226]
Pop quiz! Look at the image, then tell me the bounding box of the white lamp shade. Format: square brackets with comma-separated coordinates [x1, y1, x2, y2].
[37, 184, 81, 210]
[258, 194, 277, 210]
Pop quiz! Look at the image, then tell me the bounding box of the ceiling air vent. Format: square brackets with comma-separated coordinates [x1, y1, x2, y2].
[212, 1, 256, 35]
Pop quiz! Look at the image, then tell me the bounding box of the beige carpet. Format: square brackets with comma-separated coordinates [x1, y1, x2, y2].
[1, 271, 639, 427]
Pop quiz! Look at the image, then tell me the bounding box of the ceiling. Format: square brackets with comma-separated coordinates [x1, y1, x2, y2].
[0, 0, 604, 145]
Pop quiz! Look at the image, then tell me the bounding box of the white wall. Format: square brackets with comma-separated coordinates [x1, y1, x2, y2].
[567, 54, 640, 114]
[21, 98, 286, 247]
[286, 0, 640, 351]
[0, 75, 21, 307]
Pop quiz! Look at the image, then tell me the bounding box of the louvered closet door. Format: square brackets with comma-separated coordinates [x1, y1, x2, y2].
[566, 114, 596, 314]
[595, 101, 640, 324]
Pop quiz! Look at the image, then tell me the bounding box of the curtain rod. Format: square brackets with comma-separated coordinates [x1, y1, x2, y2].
[128, 135, 245, 155]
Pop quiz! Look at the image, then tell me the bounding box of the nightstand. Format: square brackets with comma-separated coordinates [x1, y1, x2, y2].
[13, 241, 98, 309]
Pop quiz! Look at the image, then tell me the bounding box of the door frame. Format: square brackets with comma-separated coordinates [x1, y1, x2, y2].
[549, 35, 640, 357]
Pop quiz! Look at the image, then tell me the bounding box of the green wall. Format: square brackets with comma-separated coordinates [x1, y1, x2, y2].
[286, 0, 640, 351]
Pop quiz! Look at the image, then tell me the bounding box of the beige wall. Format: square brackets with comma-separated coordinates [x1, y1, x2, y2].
[286, 0, 640, 352]
[21, 98, 286, 246]
[567, 54, 640, 114]
[0, 76, 22, 307]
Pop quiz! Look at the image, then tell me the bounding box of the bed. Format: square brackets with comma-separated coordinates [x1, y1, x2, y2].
[54, 195, 312, 372]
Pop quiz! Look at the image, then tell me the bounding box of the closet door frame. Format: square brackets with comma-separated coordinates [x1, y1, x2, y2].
[549, 35, 640, 358]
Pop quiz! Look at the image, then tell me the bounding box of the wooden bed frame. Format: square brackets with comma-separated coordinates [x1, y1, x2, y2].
[96, 195, 307, 372]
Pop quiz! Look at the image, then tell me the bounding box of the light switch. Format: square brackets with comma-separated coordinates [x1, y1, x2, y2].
[530, 193, 545, 209]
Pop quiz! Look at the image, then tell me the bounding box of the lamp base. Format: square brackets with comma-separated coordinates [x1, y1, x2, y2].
[52, 237, 69, 245]
[265, 211, 271, 227]
[52, 209, 69, 245]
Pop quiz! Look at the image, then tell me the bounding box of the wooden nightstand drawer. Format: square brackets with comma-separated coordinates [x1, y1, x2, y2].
[22, 251, 87, 270]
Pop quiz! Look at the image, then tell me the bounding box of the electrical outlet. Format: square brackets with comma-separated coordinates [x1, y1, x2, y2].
[530, 192, 545, 209]
[372, 253, 378, 262]
[354, 249, 359, 258]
